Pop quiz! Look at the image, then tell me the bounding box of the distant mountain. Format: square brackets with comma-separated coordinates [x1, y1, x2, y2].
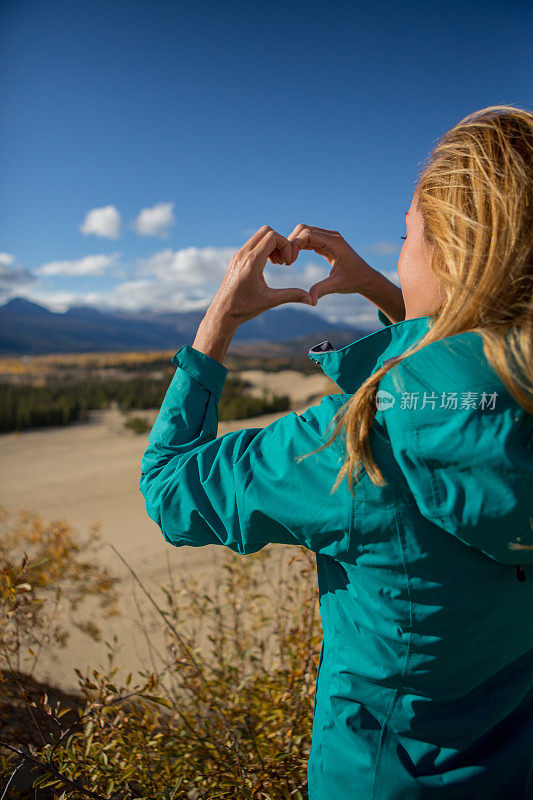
[0, 298, 181, 356]
[62, 305, 107, 317]
[2, 297, 54, 316]
[0, 296, 374, 356]
[230, 327, 372, 357]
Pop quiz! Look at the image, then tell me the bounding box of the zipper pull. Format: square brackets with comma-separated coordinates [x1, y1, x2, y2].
[516, 564, 526, 582]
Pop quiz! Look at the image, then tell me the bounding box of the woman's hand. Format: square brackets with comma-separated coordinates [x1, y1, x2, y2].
[210, 225, 313, 326]
[282, 224, 377, 306]
[194, 225, 313, 364]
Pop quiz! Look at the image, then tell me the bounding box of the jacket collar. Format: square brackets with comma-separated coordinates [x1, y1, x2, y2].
[308, 315, 432, 393]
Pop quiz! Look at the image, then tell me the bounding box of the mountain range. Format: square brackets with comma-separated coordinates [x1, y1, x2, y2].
[0, 296, 375, 357]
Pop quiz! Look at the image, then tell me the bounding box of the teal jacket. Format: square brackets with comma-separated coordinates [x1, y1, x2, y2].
[139, 310, 533, 799]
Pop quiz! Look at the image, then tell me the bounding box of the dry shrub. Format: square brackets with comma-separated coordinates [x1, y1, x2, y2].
[1, 511, 322, 799]
[0, 505, 121, 678]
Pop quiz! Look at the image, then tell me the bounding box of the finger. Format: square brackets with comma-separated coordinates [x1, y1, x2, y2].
[271, 242, 299, 265]
[243, 224, 275, 251]
[287, 242, 299, 264]
[286, 226, 341, 261]
[251, 229, 293, 267]
[309, 276, 343, 304]
[267, 286, 314, 309]
[296, 225, 341, 236]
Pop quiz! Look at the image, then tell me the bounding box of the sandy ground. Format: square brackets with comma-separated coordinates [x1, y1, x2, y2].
[0, 369, 337, 693]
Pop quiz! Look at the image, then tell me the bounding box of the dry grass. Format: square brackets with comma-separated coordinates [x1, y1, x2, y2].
[0, 350, 176, 378]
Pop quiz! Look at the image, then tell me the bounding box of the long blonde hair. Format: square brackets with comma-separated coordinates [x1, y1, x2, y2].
[299, 104, 533, 497]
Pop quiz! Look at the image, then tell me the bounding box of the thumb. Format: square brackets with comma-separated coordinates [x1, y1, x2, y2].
[268, 287, 314, 308]
[309, 277, 340, 304]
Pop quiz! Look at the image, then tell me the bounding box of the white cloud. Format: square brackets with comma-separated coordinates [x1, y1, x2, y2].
[366, 240, 401, 256]
[0, 252, 16, 268]
[133, 202, 175, 238]
[17, 246, 234, 313]
[0, 255, 36, 292]
[15, 245, 397, 328]
[137, 246, 235, 285]
[125, 251, 398, 320]
[12, 289, 97, 313]
[79, 206, 122, 239]
[95, 279, 215, 313]
[264, 260, 400, 327]
[0, 253, 37, 301]
[36, 253, 121, 277]
[105, 260, 397, 328]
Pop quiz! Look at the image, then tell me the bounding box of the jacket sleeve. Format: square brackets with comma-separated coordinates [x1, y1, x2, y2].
[139, 344, 354, 557]
[377, 354, 533, 563]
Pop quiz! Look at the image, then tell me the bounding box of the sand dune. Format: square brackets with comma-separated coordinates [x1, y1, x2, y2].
[0, 370, 338, 693]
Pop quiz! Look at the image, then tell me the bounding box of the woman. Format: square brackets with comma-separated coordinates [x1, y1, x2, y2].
[139, 105, 533, 799]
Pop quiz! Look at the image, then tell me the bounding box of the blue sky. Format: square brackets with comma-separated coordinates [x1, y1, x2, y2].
[0, 0, 531, 327]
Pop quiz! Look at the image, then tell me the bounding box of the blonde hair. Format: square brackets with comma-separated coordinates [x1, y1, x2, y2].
[299, 104, 533, 497]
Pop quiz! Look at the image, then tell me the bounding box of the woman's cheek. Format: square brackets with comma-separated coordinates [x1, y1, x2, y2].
[396, 246, 407, 286]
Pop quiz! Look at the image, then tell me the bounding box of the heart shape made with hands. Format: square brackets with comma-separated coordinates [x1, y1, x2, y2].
[217, 223, 372, 325]
[264, 223, 360, 308]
